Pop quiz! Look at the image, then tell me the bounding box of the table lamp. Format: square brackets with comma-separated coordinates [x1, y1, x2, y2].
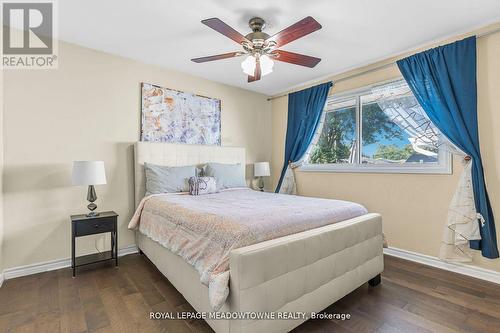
[254, 162, 270, 192]
[72, 161, 107, 216]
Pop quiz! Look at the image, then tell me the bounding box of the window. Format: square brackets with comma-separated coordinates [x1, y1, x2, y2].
[302, 79, 451, 174]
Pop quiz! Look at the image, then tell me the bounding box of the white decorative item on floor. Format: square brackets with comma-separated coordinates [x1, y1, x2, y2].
[253, 161, 270, 191]
[72, 161, 107, 217]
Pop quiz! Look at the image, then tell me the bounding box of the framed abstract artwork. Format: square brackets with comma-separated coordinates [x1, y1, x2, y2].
[140, 83, 221, 145]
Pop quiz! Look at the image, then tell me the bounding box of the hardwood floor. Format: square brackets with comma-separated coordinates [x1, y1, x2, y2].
[0, 254, 499, 333]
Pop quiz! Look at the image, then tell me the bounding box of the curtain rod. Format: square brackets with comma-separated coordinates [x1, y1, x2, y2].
[267, 27, 500, 101]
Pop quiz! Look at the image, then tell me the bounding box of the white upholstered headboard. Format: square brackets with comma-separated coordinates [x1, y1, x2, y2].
[134, 142, 246, 206]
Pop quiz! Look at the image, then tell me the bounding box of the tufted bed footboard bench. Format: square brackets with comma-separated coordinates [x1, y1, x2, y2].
[136, 212, 383, 333]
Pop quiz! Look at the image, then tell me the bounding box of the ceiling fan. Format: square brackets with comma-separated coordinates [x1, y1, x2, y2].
[191, 16, 322, 82]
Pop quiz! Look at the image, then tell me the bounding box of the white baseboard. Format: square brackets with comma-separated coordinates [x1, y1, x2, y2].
[2, 244, 138, 281]
[3, 244, 497, 286]
[384, 247, 500, 285]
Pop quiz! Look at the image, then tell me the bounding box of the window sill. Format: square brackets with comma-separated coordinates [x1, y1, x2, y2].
[298, 162, 452, 175]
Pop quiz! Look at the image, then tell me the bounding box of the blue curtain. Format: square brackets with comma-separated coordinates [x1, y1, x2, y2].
[275, 82, 332, 193]
[397, 36, 499, 259]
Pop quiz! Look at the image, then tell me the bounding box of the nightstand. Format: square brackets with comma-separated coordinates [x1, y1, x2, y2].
[71, 211, 118, 277]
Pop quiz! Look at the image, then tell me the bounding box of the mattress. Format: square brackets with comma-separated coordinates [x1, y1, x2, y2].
[129, 188, 368, 310]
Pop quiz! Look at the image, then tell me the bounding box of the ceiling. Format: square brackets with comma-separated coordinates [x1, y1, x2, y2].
[57, 0, 500, 96]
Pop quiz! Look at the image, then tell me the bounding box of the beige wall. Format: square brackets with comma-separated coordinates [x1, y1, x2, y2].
[0, 61, 4, 275]
[2, 40, 272, 269]
[271, 29, 500, 272]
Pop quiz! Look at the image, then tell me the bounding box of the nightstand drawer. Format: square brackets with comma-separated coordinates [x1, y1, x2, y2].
[76, 217, 115, 236]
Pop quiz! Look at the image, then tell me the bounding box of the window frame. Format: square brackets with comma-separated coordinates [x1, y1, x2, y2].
[300, 79, 452, 174]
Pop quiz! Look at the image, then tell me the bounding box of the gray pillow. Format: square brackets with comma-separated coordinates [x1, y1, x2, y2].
[144, 163, 197, 194]
[204, 162, 247, 190]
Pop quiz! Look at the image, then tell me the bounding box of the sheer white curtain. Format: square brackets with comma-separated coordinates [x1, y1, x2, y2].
[371, 81, 439, 157]
[372, 81, 481, 262]
[439, 157, 482, 262]
[278, 163, 299, 194]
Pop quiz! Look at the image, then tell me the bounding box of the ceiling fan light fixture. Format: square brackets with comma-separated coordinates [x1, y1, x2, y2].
[241, 55, 256, 76]
[241, 54, 274, 77]
[194, 16, 322, 82]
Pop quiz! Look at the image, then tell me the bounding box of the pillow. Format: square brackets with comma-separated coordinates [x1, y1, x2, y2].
[203, 162, 247, 190]
[144, 163, 197, 194]
[188, 176, 217, 195]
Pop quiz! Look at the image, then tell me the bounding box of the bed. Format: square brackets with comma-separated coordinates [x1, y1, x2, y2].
[132, 142, 383, 333]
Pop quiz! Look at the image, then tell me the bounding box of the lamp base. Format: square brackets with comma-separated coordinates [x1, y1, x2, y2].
[258, 176, 264, 192]
[86, 185, 99, 217]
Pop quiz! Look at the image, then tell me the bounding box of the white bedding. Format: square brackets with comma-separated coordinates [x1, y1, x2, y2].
[129, 188, 368, 310]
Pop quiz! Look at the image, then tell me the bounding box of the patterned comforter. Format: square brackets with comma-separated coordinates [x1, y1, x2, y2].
[128, 188, 368, 311]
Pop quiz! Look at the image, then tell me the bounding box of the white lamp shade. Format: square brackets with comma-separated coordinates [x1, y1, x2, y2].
[241, 55, 256, 76]
[72, 161, 107, 186]
[241, 55, 274, 77]
[259, 55, 274, 76]
[254, 162, 270, 177]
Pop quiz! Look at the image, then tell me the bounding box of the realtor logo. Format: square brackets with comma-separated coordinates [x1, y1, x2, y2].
[1, 0, 57, 69]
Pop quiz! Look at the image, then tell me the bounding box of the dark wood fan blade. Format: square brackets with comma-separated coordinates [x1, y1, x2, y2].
[201, 18, 250, 45]
[191, 52, 242, 63]
[266, 16, 321, 48]
[272, 50, 321, 68]
[248, 57, 261, 82]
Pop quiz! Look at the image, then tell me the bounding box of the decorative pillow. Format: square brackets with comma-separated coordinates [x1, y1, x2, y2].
[197, 166, 205, 177]
[203, 162, 247, 190]
[144, 163, 197, 194]
[188, 176, 217, 195]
